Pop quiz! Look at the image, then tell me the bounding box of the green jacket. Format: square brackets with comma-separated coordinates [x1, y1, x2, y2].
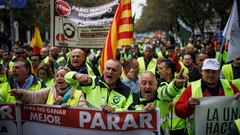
[0, 75, 46, 102]
[157, 80, 185, 131]
[0, 73, 7, 84]
[168, 90, 186, 131]
[65, 72, 133, 111]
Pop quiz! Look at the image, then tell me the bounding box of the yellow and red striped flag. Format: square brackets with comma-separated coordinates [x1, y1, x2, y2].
[100, 0, 133, 72]
[31, 21, 43, 53]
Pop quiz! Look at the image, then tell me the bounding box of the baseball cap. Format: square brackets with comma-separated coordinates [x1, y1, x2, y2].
[202, 58, 220, 70]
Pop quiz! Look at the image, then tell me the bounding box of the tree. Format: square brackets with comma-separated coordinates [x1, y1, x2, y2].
[135, 0, 176, 32]
[135, 0, 239, 34]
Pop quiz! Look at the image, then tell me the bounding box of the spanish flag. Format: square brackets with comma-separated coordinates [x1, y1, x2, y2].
[31, 21, 43, 53]
[100, 0, 133, 72]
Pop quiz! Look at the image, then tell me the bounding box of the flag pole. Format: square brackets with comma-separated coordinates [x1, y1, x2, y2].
[8, 0, 15, 46]
[218, 38, 226, 67]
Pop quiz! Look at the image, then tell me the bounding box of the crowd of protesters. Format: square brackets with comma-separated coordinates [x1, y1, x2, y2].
[1, 36, 240, 135]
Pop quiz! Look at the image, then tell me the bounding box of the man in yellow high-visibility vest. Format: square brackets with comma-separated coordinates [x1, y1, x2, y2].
[175, 58, 240, 135]
[137, 45, 157, 75]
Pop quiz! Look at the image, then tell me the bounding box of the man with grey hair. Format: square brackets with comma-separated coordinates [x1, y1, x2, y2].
[137, 45, 157, 75]
[134, 71, 158, 111]
[64, 59, 133, 112]
[66, 48, 99, 76]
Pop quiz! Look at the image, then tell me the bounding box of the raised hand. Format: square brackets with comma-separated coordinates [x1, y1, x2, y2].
[127, 69, 135, 80]
[175, 70, 188, 88]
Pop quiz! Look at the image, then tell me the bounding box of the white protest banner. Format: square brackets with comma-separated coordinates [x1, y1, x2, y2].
[21, 104, 160, 135]
[51, 0, 119, 48]
[195, 96, 240, 135]
[0, 103, 18, 135]
[222, 0, 240, 62]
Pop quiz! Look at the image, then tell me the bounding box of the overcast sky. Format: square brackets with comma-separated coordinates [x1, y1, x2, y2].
[132, 0, 146, 19]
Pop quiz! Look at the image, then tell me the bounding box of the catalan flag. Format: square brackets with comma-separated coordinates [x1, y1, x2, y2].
[100, 0, 133, 72]
[31, 21, 43, 53]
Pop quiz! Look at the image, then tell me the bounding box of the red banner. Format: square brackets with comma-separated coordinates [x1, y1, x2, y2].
[0, 103, 16, 120]
[21, 104, 158, 131]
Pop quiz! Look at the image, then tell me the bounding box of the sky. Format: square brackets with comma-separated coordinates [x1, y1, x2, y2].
[131, 0, 146, 19]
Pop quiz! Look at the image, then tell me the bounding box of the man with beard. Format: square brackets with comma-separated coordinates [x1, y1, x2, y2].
[64, 59, 133, 112]
[0, 59, 46, 102]
[66, 48, 99, 76]
[175, 58, 240, 135]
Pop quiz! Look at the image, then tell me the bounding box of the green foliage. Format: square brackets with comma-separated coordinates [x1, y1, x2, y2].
[135, 0, 238, 34]
[0, 0, 237, 41]
[135, 0, 176, 33]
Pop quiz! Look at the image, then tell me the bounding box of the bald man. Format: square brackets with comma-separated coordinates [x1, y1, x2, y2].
[65, 59, 133, 112]
[67, 48, 99, 76]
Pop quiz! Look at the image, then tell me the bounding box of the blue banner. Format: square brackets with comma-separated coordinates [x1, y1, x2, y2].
[0, 0, 28, 9]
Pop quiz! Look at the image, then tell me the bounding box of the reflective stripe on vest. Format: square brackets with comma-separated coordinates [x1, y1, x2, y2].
[222, 64, 233, 81]
[46, 87, 82, 107]
[137, 57, 157, 74]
